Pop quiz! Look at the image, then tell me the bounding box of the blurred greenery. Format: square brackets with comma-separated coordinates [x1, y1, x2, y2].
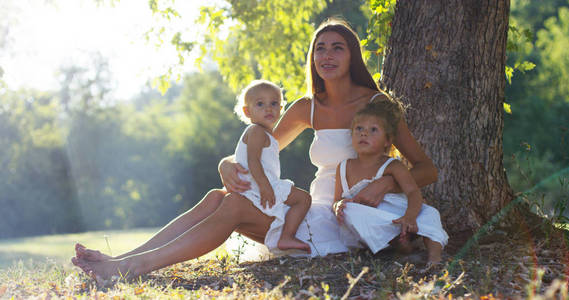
[504, 0, 569, 207]
[0, 0, 567, 239]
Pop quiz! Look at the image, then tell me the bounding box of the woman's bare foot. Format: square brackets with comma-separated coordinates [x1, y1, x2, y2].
[81, 257, 136, 286]
[75, 243, 112, 261]
[71, 256, 93, 274]
[277, 237, 311, 253]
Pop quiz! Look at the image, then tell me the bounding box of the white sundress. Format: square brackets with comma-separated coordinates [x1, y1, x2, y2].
[235, 124, 294, 252]
[228, 97, 365, 259]
[339, 157, 449, 253]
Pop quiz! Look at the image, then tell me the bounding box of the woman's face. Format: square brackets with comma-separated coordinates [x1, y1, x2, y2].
[313, 31, 351, 82]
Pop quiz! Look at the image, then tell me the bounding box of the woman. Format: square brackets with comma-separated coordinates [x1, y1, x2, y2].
[72, 18, 437, 281]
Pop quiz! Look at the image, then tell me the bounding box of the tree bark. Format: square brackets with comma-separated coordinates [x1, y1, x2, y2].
[381, 0, 514, 233]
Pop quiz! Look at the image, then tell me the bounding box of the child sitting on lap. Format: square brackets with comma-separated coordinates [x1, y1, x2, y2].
[333, 96, 448, 264]
[233, 79, 311, 253]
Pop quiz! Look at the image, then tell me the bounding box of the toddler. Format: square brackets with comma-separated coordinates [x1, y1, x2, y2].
[333, 97, 448, 264]
[233, 79, 311, 253]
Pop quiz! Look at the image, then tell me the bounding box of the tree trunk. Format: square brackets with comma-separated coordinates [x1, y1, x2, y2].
[381, 0, 514, 233]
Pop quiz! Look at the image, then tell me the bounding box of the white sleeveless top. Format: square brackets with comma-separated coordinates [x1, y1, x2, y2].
[337, 158, 449, 253]
[234, 125, 294, 252]
[288, 93, 385, 257]
[308, 93, 384, 206]
[339, 157, 396, 199]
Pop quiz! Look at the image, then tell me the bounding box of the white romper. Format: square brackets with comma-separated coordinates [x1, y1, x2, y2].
[235, 125, 294, 252]
[339, 157, 449, 253]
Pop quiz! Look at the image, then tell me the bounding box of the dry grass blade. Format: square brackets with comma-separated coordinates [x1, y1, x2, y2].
[341, 266, 369, 300]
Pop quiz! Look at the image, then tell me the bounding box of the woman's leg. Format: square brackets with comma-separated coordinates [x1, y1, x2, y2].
[80, 193, 273, 281]
[75, 189, 226, 261]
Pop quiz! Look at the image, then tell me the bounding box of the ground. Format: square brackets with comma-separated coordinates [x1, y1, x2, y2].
[1, 221, 567, 299]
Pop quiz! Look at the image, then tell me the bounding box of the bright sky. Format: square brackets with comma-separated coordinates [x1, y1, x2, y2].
[0, 0, 213, 99]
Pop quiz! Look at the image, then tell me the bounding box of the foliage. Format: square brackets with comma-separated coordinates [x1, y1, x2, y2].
[143, 0, 195, 94]
[0, 69, 247, 238]
[2, 0, 568, 241]
[197, 0, 326, 99]
[535, 7, 569, 103]
[505, 25, 536, 85]
[168, 71, 244, 209]
[504, 0, 569, 172]
[361, 0, 396, 82]
[0, 90, 83, 238]
[505, 151, 569, 223]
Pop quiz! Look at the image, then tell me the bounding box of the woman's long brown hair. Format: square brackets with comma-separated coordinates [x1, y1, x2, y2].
[305, 18, 379, 96]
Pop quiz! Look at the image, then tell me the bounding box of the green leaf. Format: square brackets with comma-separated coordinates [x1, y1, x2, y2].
[372, 72, 381, 82]
[505, 66, 514, 84]
[503, 102, 512, 114]
[514, 61, 536, 73]
[152, 75, 171, 95]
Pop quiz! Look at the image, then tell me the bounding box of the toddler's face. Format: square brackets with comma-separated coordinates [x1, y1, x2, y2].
[351, 115, 391, 156]
[243, 88, 283, 130]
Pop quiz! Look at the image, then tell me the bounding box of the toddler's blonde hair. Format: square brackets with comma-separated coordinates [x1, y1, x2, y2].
[234, 79, 284, 124]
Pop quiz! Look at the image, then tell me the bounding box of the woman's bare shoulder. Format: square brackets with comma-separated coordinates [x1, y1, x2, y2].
[283, 96, 312, 121]
[361, 87, 387, 100]
[288, 96, 312, 110]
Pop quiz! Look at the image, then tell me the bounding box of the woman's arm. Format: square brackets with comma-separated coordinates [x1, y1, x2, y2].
[393, 120, 438, 188]
[273, 98, 311, 150]
[352, 119, 437, 206]
[218, 155, 251, 193]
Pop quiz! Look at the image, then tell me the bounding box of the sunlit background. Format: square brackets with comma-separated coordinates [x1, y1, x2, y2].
[1, 0, 205, 98]
[0, 0, 567, 268]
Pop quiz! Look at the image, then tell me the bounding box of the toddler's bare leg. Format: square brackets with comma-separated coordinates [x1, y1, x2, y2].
[75, 189, 226, 262]
[397, 234, 414, 254]
[423, 237, 442, 264]
[277, 187, 311, 252]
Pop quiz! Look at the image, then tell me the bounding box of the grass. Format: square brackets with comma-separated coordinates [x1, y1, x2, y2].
[0, 223, 568, 299]
[0, 228, 159, 269]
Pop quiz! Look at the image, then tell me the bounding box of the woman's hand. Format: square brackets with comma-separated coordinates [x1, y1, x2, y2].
[333, 198, 352, 224]
[352, 175, 396, 207]
[219, 158, 251, 193]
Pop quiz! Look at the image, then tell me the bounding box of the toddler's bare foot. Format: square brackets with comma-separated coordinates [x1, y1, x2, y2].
[427, 252, 442, 265]
[396, 235, 413, 254]
[277, 237, 311, 253]
[424, 238, 443, 265]
[75, 243, 112, 261]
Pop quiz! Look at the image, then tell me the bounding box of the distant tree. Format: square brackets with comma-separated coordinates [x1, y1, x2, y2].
[169, 71, 243, 209]
[0, 91, 84, 238]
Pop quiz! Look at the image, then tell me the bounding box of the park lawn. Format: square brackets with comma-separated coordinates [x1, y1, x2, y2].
[0, 225, 567, 299]
[0, 228, 226, 269]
